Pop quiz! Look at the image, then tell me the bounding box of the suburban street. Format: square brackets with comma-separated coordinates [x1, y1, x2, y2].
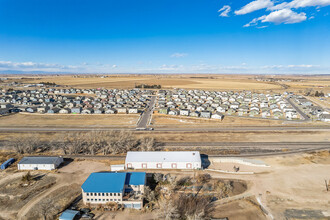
[136, 96, 156, 128]
[286, 97, 310, 121]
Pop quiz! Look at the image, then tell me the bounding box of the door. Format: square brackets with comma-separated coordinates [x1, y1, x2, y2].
[171, 163, 177, 169]
[186, 163, 192, 169]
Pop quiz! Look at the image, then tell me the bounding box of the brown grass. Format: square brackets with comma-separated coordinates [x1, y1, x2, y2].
[21, 75, 281, 90]
[0, 113, 139, 127]
[153, 115, 286, 127]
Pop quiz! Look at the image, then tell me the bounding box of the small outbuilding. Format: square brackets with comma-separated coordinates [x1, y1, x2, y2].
[59, 209, 80, 220]
[125, 151, 202, 170]
[18, 156, 64, 170]
[1, 158, 15, 170]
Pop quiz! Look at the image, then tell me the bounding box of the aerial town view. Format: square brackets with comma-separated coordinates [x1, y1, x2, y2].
[0, 1, 329, 220]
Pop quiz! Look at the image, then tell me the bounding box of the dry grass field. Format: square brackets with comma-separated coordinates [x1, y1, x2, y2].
[152, 115, 288, 127]
[0, 113, 139, 128]
[19, 74, 282, 90]
[136, 130, 330, 143]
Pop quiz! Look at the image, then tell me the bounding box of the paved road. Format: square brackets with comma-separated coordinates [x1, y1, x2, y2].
[136, 96, 156, 128]
[0, 125, 329, 132]
[286, 97, 310, 121]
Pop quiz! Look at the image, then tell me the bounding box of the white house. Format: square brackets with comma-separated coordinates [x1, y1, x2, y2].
[211, 113, 224, 120]
[18, 156, 63, 170]
[125, 151, 202, 170]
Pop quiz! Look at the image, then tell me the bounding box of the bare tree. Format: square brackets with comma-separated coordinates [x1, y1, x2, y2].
[64, 132, 86, 154]
[10, 138, 25, 154]
[154, 173, 164, 184]
[10, 134, 41, 154]
[37, 198, 54, 220]
[157, 197, 180, 220]
[175, 193, 212, 220]
[139, 137, 156, 151]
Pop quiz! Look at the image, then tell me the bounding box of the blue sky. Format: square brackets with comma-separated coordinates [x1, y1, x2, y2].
[0, 0, 329, 74]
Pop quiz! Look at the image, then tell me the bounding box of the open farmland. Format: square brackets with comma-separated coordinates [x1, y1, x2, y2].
[19, 75, 282, 90]
[0, 114, 139, 128]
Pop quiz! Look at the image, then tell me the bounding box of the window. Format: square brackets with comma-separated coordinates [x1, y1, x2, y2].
[110, 199, 113, 201]
[110, 193, 112, 196]
[91, 199, 94, 201]
[86, 193, 89, 196]
[106, 199, 109, 201]
[87, 199, 90, 201]
[114, 199, 117, 201]
[99, 199, 101, 201]
[102, 193, 104, 196]
[106, 193, 108, 196]
[103, 199, 105, 201]
[98, 193, 101, 196]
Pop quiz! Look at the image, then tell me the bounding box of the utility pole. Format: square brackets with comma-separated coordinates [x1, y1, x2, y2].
[325, 179, 329, 192]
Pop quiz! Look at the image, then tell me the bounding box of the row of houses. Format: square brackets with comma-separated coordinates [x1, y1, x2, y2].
[157, 89, 300, 120]
[0, 88, 154, 115]
[293, 96, 330, 121]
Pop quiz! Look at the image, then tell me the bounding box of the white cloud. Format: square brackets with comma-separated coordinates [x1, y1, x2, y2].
[234, 0, 330, 28]
[271, 0, 330, 10]
[262, 64, 319, 69]
[262, 8, 306, 24]
[235, 0, 274, 15]
[112, 64, 118, 68]
[170, 53, 188, 58]
[218, 5, 231, 17]
[244, 8, 306, 26]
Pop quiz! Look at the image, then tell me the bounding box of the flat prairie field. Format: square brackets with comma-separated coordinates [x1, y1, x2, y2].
[0, 113, 139, 127]
[22, 75, 281, 90]
[136, 130, 330, 143]
[152, 115, 286, 127]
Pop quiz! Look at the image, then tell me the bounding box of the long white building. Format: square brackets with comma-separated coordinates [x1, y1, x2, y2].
[125, 151, 202, 170]
[18, 156, 64, 170]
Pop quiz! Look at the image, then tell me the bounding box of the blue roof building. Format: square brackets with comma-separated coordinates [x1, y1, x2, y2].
[125, 172, 146, 186]
[82, 172, 127, 193]
[81, 172, 146, 208]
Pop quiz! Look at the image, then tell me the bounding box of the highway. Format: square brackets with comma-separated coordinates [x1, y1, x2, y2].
[136, 96, 156, 128]
[0, 125, 329, 132]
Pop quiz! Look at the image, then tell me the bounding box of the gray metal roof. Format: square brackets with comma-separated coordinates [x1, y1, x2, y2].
[18, 156, 61, 165]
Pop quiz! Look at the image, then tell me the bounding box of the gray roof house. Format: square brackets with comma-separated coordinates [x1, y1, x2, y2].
[200, 111, 211, 118]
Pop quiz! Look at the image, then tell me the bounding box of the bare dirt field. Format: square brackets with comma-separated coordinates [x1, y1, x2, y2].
[0, 158, 110, 220]
[20, 74, 282, 90]
[0, 113, 139, 128]
[208, 151, 330, 219]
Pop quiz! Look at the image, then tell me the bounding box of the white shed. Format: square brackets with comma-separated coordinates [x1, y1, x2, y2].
[18, 156, 64, 170]
[125, 151, 202, 170]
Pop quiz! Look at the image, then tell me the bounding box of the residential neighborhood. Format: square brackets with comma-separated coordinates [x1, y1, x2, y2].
[1, 86, 330, 122]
